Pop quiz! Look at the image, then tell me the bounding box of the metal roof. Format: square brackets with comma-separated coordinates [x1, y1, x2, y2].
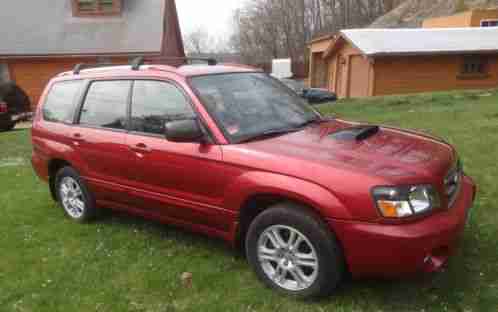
[340, 27, 498, 57]
[0, 0, 166, 57]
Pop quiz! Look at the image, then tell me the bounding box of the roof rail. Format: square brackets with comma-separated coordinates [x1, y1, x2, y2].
[72, 62, 117, 75]
[130, 56, 218, 71]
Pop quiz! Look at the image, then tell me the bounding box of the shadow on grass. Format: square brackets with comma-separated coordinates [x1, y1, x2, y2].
[93, 207, 482, 310]
[96, 208, 235, 256]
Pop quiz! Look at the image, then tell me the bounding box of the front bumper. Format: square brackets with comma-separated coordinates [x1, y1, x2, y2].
[329, 175, 476, 278]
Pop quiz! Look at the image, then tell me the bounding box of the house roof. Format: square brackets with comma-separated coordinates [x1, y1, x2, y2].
[326, 27, 498, 58]
[0, 0, 172, 58]
[308, 34, 336, 44]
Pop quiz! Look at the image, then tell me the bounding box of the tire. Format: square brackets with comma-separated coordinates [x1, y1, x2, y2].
[0, 121, 15, 132]
[55, 166, 97, 223]
[246, 203, 345, 298]
[5, 122, 15, 131]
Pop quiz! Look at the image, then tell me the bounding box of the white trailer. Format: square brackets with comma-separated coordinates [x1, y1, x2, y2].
[271, 58, 293, 79]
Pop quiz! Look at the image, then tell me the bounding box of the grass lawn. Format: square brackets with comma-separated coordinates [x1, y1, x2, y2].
[1, 89, 498, 312]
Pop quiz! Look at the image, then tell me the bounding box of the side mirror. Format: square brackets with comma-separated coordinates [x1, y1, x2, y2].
[164, 118, 205, 143]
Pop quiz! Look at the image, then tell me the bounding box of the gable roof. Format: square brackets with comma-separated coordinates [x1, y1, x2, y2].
[325, 27, 498, 58]
[0, 0, 182, 58]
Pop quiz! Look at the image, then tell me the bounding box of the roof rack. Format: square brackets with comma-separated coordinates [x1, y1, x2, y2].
[130, 56, 218, 71]
[72, 63, 116, 75]
[71, 56, 218, 75]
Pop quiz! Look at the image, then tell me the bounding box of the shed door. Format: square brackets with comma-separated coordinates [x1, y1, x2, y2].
[349, 55, 369, 98]
[311, 52, 329, 89]
[336, 55, 349, 98]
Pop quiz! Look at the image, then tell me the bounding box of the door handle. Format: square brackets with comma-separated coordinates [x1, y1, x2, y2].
[130, 143, 152, 154]
[72, 133, 85, 146]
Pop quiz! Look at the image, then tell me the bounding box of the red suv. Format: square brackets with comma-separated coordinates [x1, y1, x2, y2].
[32, 59, 476, 298]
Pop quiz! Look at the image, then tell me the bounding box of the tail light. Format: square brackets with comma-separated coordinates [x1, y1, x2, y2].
[0, 101, 7, 113]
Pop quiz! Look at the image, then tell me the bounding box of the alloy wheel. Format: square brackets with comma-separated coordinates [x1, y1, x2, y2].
[257, 225, 319, 291]
[59, 176, 86, 219]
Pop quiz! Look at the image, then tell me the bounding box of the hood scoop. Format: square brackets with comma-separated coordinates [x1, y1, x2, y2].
[329, 125, 380, 142]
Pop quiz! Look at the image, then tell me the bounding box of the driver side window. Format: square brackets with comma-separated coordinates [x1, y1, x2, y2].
[130, 80, 195, 135]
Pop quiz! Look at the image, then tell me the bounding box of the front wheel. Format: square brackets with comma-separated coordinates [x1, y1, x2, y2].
[246, 203, 345, 298]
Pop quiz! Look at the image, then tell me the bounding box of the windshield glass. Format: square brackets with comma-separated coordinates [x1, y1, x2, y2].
[190, 73, 319, 143]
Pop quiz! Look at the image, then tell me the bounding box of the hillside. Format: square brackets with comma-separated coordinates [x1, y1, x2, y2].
[371, 0, 498, 28]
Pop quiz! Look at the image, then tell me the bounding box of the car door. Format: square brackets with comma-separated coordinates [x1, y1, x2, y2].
[125, 79, 233, 231]
[70, 80, 135, 206]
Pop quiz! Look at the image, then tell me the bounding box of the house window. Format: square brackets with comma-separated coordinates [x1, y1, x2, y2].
[72, 0, 122, 17]
[481, 19, 498, 27]
[460, 56, 488, 78]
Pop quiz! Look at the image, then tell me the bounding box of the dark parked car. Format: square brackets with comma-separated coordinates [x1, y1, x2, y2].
[32, 59, 476, 298]
[301, 88, 337, 104]
[0, 82, 32, 131]
[279, 78, 305, 94]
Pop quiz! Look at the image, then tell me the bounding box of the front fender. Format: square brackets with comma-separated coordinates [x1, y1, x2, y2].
[222, 171, 352, 220]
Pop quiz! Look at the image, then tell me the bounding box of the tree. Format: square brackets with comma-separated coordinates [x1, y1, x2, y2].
[231, 0, 394, 64]
[183, 28, 211, 54]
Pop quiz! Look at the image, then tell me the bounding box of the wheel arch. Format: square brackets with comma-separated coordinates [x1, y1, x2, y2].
[235, 193, 351, 278]
[227, 172, 351, 252]
[47, 158, 73, 200]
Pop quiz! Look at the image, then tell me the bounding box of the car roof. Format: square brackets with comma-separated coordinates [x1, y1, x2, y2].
[176, 64, 260, 76]
[57, 63, 261, 80]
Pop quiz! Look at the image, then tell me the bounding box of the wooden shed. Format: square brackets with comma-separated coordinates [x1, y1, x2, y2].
[309, 27, 498, 99]
[423, 9, 498, 28]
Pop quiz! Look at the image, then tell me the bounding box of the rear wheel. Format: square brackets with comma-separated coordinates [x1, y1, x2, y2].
[246, 203, 344, 298]
[55, 167, 97, 223]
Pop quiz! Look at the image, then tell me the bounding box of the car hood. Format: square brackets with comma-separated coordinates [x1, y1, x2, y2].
[228, 119, 455, 180]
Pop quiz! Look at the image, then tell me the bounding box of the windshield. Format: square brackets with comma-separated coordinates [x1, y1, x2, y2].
[190, 73, 320, 143]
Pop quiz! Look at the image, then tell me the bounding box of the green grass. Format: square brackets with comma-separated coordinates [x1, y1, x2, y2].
[1, 89, 498, 311]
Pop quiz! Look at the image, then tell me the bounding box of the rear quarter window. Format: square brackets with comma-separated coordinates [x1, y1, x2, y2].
[43, 80, 83, 123]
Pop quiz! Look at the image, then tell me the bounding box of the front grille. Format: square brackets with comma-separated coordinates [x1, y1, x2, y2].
[444, 160, 462, 208]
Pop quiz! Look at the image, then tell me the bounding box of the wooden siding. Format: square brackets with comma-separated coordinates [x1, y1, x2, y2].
[423, 11, 473, 28]
[8, 57, 129, 107]
[423, 9, 498, 28]
[310, 52, 329, 88]
[373, 55, 498, 96]
[308, 38, 334, 88]
[470, 9, 498, 26]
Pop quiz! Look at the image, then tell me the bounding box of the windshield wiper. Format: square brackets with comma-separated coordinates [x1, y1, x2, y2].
[238, 127, 302, 143]
[294, 116, 330, 128]
[237, 117, 332, 144]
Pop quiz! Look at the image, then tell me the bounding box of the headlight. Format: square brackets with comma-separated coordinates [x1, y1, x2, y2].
[372, 185, 440, 218]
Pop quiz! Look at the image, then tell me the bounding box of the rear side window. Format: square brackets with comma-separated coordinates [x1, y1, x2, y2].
[79, 80, 131, 130]
[130, 80, 195, 135]
[43, 81, 83, 123]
